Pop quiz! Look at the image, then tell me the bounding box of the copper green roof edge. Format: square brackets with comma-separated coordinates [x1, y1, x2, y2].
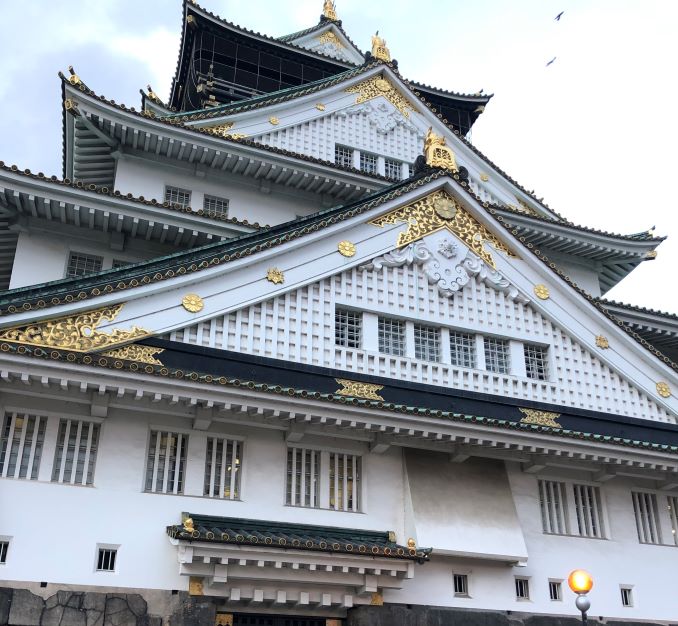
[3, 340, 678, 456]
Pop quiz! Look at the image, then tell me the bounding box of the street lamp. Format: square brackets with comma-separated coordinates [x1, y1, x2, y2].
[568, 569, 593, 626]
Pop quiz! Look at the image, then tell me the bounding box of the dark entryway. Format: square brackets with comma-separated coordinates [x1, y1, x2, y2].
[233, 615, 329, 626]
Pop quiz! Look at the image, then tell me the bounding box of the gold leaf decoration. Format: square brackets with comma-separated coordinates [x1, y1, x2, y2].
[0, 304, 150, 352]
[266, 267, 285, 284]
[315, 103, 326, 111]
[322, 0, 338, 20]
[100, 344, 165, 365]
[188, 577, 204, 596]
[519, 408, 562, 428]
[182, 293, 204, 313]
[318, 31, 344, 48]
[269, 117, 280, 125]
[534, 284, 550, 300]
[595, 335, 609, 349]
[345, 75, 415, 118]
[335, 378, 384, 401]
[480, 173, 489, 182]
[370, 592, 384, 606]
[338, 241, 356, 257]
[367, 190, 517, 269]
[656, 382, 671, 398]
[424, 128, 458, 172]
[205, 122, 234, 137]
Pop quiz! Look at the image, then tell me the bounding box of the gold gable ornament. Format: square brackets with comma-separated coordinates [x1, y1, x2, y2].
[371, 32, 391, 62]
[424, 127, 458, 173]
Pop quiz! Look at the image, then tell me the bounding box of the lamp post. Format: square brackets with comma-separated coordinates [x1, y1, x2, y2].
[568, 569, 593, 626]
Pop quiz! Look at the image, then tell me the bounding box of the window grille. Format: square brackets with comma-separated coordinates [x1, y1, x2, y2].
[0, 413, 46, 480]
[329, 452, 361, 512]
[449, 331, 476, 368]
[96, 548, 117, 572]
[0, 540, 8, 564]
[384, 159, 402, 180]
[632, 491, 662, 544]
[203, 194, 229, 217]
[360, 152, 378, 175]
[538, 480, 569, 535]
[620, 587, 633, 607]
[204, 437, 241, 499]
[334, 145, 354, 168]
[573, 484, 605, 538]
[414, 324, 440, 362]
[111, 259, 130, 269]
[668, 496, 678, 546]
[66, 252, 103, 278]
[164, 186, 191, 208]
[453, 573, 468, 596]
[524, 344, 549, 380]
[549, 581, 562, 601]
[484, 337, 510, 374]
[335, 309, 362, 349]
[378, 317, 406, 356]
[286, 447, 320, 508]
[144, 430, 188, 494]
[515, 578, 530, 600]
[51, 419, 100, 486]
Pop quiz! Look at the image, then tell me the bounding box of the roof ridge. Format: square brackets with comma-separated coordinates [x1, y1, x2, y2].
[597, 298, 678, 321]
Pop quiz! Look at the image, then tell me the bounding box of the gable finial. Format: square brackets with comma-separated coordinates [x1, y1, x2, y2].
[371, 31, 391, 62]
[322, 0, 338, 20]
[424, 127, 458, 173]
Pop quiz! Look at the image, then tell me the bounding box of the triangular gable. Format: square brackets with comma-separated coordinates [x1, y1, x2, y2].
[284, 23, 365, 65]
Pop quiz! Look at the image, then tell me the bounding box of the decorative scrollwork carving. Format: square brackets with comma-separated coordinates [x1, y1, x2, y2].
[101, 344, 165, 365]
[345, 75, 415, 118]
[335, 378, 384, 401]
[318, 31, 344, 48]
[519, 408, 562, 428]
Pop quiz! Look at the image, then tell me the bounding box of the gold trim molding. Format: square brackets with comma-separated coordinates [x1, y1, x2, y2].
[100, 344, 165, 366]
[519, 408, 562, 428]
[345, 75, 415, 118]
[335, 378, 384, 401]
[367, 190, 517, 269]
[0, 304, 150, 352]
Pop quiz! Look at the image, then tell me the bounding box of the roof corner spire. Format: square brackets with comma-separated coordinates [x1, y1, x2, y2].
[67, 65, 82, 87]
[424, 127, 458, 173]
[322, 0, 338, 21]
[371, 31, 391, 62]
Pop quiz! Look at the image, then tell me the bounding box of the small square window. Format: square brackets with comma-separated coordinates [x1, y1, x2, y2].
[0, 540, 9, 564]
[360, 152, 378, 175]
[66, 252, 103, 278]
[164, 186, 191, 209]
[203, 195, 229, 217]
[484, 337, 510, 374]
[515, 577, 530, 600]
[96, 547, 117, 572]
[453, 573, 468, 596]
[414, 324, 440, 362]
[549, 580, 562, 601]
[111, 259, 130, 269]
[524, 344, 549, 380]
[378, 317, 406, 357]
[335, 145, 354, 168]
[335, 309, 362, 349]
[385, 159, 403, 181]
[449, 331, 476, 368]
[620, 586, 633, 607]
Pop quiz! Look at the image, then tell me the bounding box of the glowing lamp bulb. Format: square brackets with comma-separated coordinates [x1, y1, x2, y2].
[568, 569, 593, 594]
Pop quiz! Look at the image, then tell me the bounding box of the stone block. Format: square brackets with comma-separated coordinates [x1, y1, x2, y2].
[0, 588, 12, 626]
[67, 594, 84, 610]
[169, 599, 216, 626]
[82, 594, 106, 613]
[8, 589, 44, 626]
[125, 596, 147, 618]
[41, 605, 64, 626]
[104, 597, 136, 626]
[61, 607, 87, 626]
[86, 610, 104, 626]
[57, 592, 72, 608]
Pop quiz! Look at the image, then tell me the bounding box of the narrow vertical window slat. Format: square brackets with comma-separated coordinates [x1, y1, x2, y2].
[291, 448, 298, 506]
[25, 416, 41, 481]
[2, 413, 18, 478]
[58, 420, 72, 484]
[310, 448, 316, 508]
[80, 423, 94, 486]
[209, 438, 218, 497]
[70, 420, 84, 484]
[14, 414, 29, 479]
[172, 434, 183, 494]
[342, 454, 348, 511]
[229, 440, 239, 499]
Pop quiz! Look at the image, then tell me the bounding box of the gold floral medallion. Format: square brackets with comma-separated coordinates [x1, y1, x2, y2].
[181, 293, 204, 313]
[266, 267, 285, 284]
[656, 382, 671, 398]
[595, 335, 609, 349]
[534, 284, 550, 300]
[338, 241, 356, 257]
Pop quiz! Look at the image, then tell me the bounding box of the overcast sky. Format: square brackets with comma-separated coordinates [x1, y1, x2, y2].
[0, 0, 676, 312]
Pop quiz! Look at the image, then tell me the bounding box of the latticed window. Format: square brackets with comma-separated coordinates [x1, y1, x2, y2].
[414, 324, 440, 362]
[632, 491, 661, 544]
[515, 578, 530, 600]
[203, 194, 229, 217]
[204, 437, 241, 499]
[144, 430, 188, 494]
[286, 447, 320, 508]
[335, 309, 362, 349]
[0, 413, 46, 480]
[329, 452, 361, 512]
[164, 185, 191, 208]
[66, 252, 103, 278]
[51, 419, 100, 486]
[573, 484, 605, 538]
[449, 331, 476, 368]
[384, 158, 402, 180]
[484, 337, 510, 374]
[378, 317, 406, 356]
[538, 480, 569, 535]
[334, 145, 354, 168]
[111, 259, 130, 269]
[360, 152, 378, 175]
[96, 547, 117, 572]
[524, 344, 549, 380]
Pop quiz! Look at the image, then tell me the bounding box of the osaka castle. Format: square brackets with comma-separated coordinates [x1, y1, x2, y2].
[2, 1, 678, 625]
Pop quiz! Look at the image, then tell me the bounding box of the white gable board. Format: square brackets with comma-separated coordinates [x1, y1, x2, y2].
[288, 25, 365, 65]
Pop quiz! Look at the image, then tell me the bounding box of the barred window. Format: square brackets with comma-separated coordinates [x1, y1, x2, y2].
[515, 578, 530, 600]
[329, 452, 361, 512]
[524, 344, 549, 380]
[164, 185, 191, 208]
[414, 324, 440, 362]
[549, 581, 562, 601]
[573, 484, 605, 538]
[378, 317, 406, 356]
[334, 145, 354, 168]
[0, 540, 8, 564]
[668, 496, 678, 546]
[484, 337, 510, 374]
[453, 574, 469, 596]
[96, 547, 117, 572]
[335, 309, 362, 349]
[0, 413, 46, 480]
[144, 430, 188, 494]
[449, 331, 476, 368]
[538, 480, 569, 535]
[632, 492, 661, 544]
[204, 437, 241, 499]
[384, 159, 402, 181]
[203, 194, 229, 217]
[621, 587, 633, 607]
[286, 447, 320, 508]
[51, 419, 100, 486]
[360, 152, 378, 175]
[66, 252, 103, 278]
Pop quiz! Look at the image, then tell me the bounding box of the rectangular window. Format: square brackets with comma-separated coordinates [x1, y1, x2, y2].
[573, 484, 605, 538]
[203, 194, 229, 217]
[144, 430, 188, 494]
[96, 548, 117, 572]
[66, 252, 103, 278]
[111, 259, 130, 269]
[51, 419, 100, 486]
[484, 338, 510, 374]
[0, 540, 8, 564]
[164, 185, 191, 208]
[384, 159, 402, 181]
[204, 437, 241, 499]
[515, 578, 530, 600]
[334, 145, 354, 168]
[538, 480, 569, 535]
[668, 496, 678, 546]
[453, 573, 469, 596]
[524, 344, 549, 380]
[632, 492, 662, 544]
[335, 309, 362, 349]
[329, 452, 361, 512]
[549, 581, 562, 601]
[378, 317, 406, 357]
[359, 152, 378, 175]
[449, 331, 476, 368]
[0, 413, 46, 480]
[286, 447, 320, 508]
[414, 324, 440, 362]
[620, 587, 633, 607]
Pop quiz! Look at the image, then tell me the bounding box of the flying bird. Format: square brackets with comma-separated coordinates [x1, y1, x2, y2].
[555, 11, 564, 20]
[546, 57, 557, 67]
